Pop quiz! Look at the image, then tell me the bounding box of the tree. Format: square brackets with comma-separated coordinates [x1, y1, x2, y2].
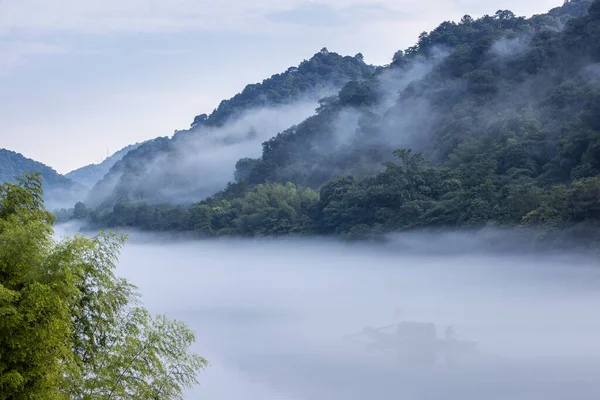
[392, 50, 404, 62]
[495, 10, 516, 20]
[0, 173, 72, 399]
[338, 80, 376, 107]
[190, 113, 208, 128]
[73, 201, 89, 220]
[0, 173, 207, 400]
[460, 15, 474, 25]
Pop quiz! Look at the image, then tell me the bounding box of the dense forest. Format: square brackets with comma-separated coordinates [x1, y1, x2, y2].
[0, 148, 86, 210]
[63, 0, 600, 248]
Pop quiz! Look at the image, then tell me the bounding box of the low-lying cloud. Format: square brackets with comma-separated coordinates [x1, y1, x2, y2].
[54, 224, 600, 400]
[135, 100, 321, 204]
[86, 94, 332, 208]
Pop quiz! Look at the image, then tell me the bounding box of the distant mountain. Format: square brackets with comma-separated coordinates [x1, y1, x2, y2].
[66, 142, 145, 188]
[85, 0, 600, 247]
[0, 149, 87, 210]
[86, 50, 375, 209]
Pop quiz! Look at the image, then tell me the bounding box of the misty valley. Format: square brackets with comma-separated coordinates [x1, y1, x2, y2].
[56, 225, 600, 400]
[2, 0, 600, 399]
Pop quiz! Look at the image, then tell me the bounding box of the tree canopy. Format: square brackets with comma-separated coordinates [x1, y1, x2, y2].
[0, 173, 207, 399]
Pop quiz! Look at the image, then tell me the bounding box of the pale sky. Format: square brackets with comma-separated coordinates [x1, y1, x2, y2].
[0, 0, 562, 174]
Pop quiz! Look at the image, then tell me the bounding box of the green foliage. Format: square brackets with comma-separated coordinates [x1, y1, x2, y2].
[0, 173, 67, 399]
[0, 174, 207, 399]
[236, 182, 318, 236]
[71, 306, 205, 400]
[87, 140, 600, 247]
[91, 182, 319, 238]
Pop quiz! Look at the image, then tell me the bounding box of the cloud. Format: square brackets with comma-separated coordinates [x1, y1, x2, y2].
[137, 48, 195, 56]
[0, 41, 67, 69]
[267, 3, 347, 27]
[0, 0, 561, 36]
[267, 3, 412, 28]
[0, 0, 565, 68]
[85, 230, 600, 400]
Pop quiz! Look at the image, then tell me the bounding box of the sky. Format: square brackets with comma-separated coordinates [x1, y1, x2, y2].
[0, 0, 563, 174]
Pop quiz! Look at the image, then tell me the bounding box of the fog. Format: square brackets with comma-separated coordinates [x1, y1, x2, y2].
[253, 50, 454, 187]
[327, 52, 444, 152]
[43, 182, 88, 211]
[251, 15, 599, 188]
[143, 101, 321, 204]
[322, 50, 448, 151]
[55, 224, 600, 400]
[85, 49, 453, 208]
[86, 88, 340, 208]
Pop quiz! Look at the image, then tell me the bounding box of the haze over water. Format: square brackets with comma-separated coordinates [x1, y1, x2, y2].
[56, 226, 600, 399]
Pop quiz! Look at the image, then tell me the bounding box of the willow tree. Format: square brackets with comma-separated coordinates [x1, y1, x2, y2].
[0, 173, 207, 400]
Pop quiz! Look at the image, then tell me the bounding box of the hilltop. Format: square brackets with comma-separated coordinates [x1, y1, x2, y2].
[65, 142, 146, 188]
[0, 148, 86, 209]
[85, 50, 375, 209]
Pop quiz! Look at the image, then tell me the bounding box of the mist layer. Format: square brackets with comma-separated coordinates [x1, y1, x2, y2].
[54, 228, 600, 400]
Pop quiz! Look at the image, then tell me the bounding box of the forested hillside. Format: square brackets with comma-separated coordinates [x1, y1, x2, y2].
[85, 50, 375, 209]
[74, 0, 600, 248]
[65, 141, 145, 188]
[0, 148, 86, 209]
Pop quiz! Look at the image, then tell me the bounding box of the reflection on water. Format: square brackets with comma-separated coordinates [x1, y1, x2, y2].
[57, 227, 600, 400]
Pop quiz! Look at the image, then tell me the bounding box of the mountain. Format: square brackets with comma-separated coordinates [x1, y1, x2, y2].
[85, 50, 375, 209]
[83, 0, 600, 248]
[232, 0, 597, 189]
[65, 142, 145, 188]
[0, 149, 87, 210]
